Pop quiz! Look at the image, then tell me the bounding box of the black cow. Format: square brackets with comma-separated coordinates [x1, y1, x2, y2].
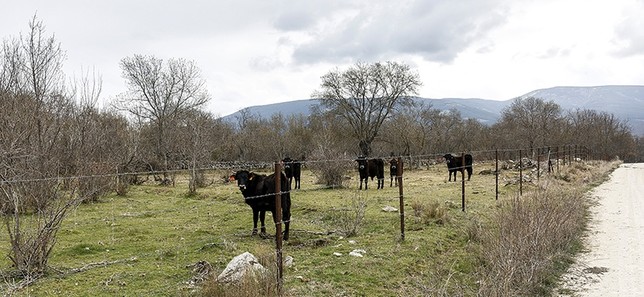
[356, 157, 385, 190]
[389, 158, 398, 187]
[230, 170, 291, 240]
[443, 153, 473, 181]
[282, 157, 301, 190]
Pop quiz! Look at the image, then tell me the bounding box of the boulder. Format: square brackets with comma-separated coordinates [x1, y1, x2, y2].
[217, 252, 267, 284]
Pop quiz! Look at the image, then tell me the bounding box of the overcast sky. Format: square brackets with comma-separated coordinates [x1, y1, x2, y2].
[2, 0, 644, 116]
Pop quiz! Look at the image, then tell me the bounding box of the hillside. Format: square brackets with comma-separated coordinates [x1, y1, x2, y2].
[222, 85, 644, 135]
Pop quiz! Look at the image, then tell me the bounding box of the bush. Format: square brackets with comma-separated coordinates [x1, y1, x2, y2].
[332, 193, 367, 237]
[411, 199, 449, 225]
[307, 147, 352, 188]
[477, 185, 587, 296]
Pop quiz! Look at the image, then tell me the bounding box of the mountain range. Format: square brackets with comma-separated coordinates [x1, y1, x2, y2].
[222, 85, 644, 136]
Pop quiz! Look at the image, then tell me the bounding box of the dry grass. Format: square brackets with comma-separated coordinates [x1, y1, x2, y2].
[199, 245, 281, 297]
[0, 159, 620, 296]
[476, 160, 621, 296]
[411, 199, 450, 225]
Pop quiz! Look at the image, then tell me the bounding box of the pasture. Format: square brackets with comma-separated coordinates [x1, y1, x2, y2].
[1, 159, 616, 296]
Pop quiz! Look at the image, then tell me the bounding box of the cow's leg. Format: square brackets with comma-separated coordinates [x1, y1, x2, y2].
[259, 210, 267, 236]
[283, 210, 290, 241]
[252, 209, 259, 235]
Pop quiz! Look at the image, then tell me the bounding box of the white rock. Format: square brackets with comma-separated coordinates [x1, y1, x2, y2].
[333, 252, 343, 257]
[382, 205, 398, 212]
[349, 249, 366, 257]
[217, 252, 267, 284]
[284, 256, 294, 267]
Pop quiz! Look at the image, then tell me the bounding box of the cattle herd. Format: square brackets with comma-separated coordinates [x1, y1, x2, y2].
[231, 154, 473, 240]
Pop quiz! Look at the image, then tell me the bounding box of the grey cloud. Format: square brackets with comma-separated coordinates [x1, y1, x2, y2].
[612, 11, 644, 57]
[290, 0, 511, 65]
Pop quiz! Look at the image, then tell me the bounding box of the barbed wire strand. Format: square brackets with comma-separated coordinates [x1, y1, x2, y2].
[0, 144, 588, 185]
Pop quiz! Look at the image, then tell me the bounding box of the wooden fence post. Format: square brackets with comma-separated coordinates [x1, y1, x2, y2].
[537, 147, 541, 182]
[461, 153, 466, 212]
[519, 149, 523, 196]
[397, 157, 405, 241]
[273, 162, 283, 291]
[495, 149, 499, 201]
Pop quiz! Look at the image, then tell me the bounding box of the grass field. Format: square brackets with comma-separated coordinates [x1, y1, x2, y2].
[0, 160, 617, 296]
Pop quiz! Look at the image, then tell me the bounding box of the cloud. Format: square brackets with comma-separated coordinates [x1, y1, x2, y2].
[612, 4, 644, 57]
[289, 0, 511, 65]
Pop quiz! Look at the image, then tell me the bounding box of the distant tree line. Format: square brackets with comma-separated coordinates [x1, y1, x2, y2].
[0, 16, 641, 280]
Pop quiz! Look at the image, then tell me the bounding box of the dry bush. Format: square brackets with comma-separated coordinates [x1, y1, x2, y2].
[2, 180, 84, 277]
[332, 193, 367, 237]
[306, 146, 353, 188]
[411, 199, 449, 225]
[78, 163, 114, 203]
[476, 185, 587, 296]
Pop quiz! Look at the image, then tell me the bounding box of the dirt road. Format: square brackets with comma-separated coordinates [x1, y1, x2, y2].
[558, 163, 644, 296]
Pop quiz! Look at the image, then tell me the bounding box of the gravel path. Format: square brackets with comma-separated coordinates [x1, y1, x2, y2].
[558, 163, 644, 296]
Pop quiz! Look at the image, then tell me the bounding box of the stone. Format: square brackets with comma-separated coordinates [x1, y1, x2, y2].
[216, 252, 267, 284]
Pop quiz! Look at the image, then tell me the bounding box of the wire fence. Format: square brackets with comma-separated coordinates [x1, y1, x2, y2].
[0, 143, 591, 292]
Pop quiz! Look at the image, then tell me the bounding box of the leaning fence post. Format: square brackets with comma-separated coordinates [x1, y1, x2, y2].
[397, 157, 405, 241]
[273, 162, 284, 291]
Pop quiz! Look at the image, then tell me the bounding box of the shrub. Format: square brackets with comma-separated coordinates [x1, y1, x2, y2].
[307, 147, 352, 188]
[331, 193, 367, 237]
[411, 199, 449, 225]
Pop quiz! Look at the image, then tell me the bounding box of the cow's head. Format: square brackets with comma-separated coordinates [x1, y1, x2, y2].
[282, 157, 293, 170]
[230, 170, 254, 190]
[355, 157, 367, 170]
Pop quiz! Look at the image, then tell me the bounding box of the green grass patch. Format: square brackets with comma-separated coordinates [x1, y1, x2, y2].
[0, 161, 619, 296]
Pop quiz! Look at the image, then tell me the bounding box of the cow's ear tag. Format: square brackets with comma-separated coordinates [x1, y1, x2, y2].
[249, 173, 254, 181]
[229, 175, 236, 182]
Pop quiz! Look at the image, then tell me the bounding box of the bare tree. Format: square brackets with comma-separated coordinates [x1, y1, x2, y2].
[496, 97, 562, 151]
[566, 109, 635, 160]
[0, 15, 74, 276]
[381, 101, 441, 156]
[115, 54, 210, 180]
[312, 61, 421, 157]
[0, 16, 117, 281]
